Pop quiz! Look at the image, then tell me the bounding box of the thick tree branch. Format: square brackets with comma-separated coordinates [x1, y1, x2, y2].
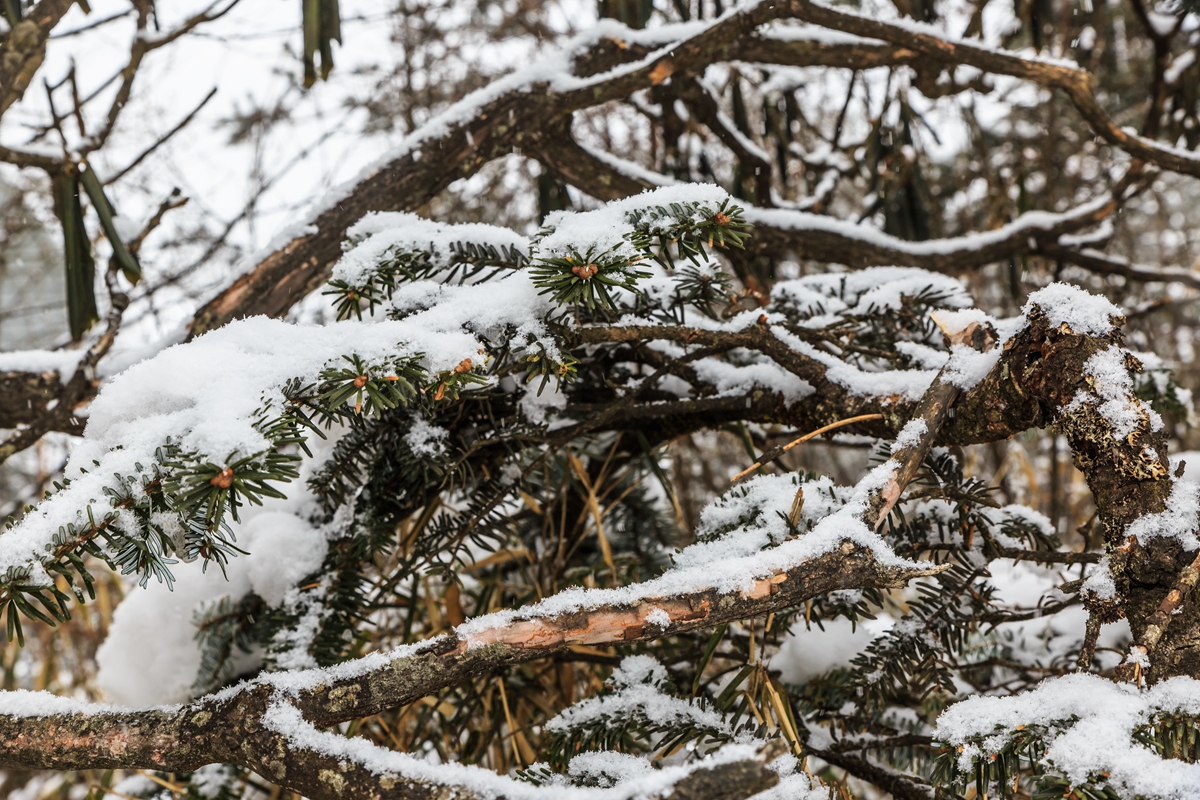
[0, 540, 940, 794]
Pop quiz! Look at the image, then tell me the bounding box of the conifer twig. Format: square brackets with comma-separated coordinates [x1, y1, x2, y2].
[731, 413, 885, 483]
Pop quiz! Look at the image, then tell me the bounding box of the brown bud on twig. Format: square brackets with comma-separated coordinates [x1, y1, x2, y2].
[453, 358, 473, 374]
[353, 374, 368, 388]
[571, 264, 599, 280]
[210, 468, 234, 489]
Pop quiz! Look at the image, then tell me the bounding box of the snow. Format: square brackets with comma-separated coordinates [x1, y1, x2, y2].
[757, 266, 1004, 401]
[1124, 476, 1200, 551]
[95, 509, 326, 705]
[242, 512, 328, 606]
[892, 418, 928, 450]
[644, 608, 671, 628]
[546, 655, 750, 743]
[936, 674, 1200, 800]
[942, 343, 1000, 389]
[0, 348, 85, 375]
[929, 308, 991, 335]
[1066, 347, 1164, 439]
[566, 752, 654, 787]
[190, 765, 239, 799]
[772, 617, 893, 685]
[1165, 49, 1196, 85]
[1023, 282, 1124, 336]
[333, 212, 529, 288]
[0, 689, 126, 717]
[1123, 645, 1151, 669]
[771, 267, 972, 319]
[1082, 555, 1117, 600]
[688, 350, 814, 402]
[759, 21, 882, 46]
[744, 194, 1113, 261]
[96, 553, 255, 705]
[0, 262, 555, 583]
[405, 417, 450, 458]
[261, 698, 780, 799]
[539, 183, 732, 261]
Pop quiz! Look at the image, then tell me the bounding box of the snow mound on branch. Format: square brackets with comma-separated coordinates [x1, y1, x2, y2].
[243, 512, 327, 606]
[1066, 347, 1164, 439]
[333, 212, 530, 287]
[95, 509, 327, 705]
[0, 267, 551, 583]
[1024, 282, 1124, 336]
[539, 183, 730, 259]
[96, 553, 257, 706]
[937, 673, 1200, 799]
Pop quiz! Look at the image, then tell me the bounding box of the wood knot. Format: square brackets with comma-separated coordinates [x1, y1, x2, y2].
[571, 264, 598, 280]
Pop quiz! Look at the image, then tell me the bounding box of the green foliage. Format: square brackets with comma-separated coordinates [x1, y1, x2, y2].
[530, 198, 750, 313]
[318, 353, 426, 416]
[192, 594, 264, 694]
[79, 162, 141, 285]
[324, 239, 528, 321]
[625, 197, 752, 268]
[530, 246, 652, 310]
[162, 446, 301, 535]
[54, 170, 99, 342]
[301, 0, 341, 86]
[1135, 711, 1200, 762]
[52, 162, 143, 341]
[11, 187, 1114, 800]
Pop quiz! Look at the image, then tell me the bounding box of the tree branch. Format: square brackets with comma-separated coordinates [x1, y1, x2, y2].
[0, 0, 74, 117]
[0, 540, 940, 795]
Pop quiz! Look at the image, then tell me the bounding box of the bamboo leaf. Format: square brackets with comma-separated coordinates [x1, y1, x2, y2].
[55, 172, 99, 341]
[79, 163, 142, 285]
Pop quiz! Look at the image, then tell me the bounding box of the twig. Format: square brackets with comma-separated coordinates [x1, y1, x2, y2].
[1077, 612, 1101, 672]
[731, 413, 885, 482]
[49, 7, 133, 37]
[104, 87, 217, 185]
